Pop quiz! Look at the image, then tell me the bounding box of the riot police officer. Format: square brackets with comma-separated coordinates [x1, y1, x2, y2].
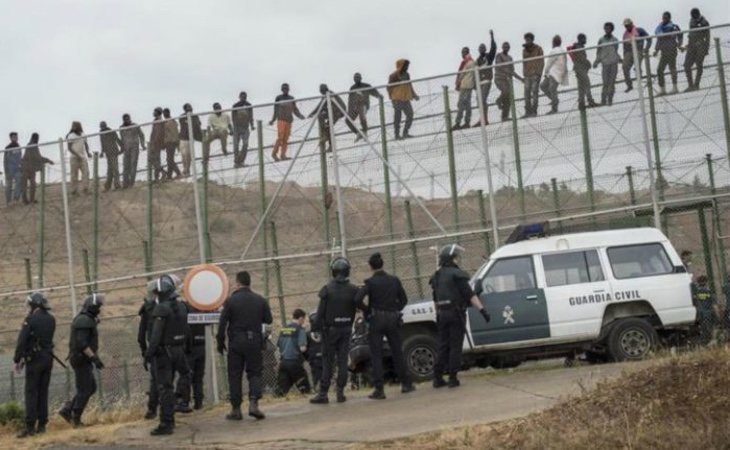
[217, 271, 273, 421]
[306, 311, 324, 392]
[14, 292, 56, 438]
[310, 257, 361, 404]
[145, 275, 191, 436]
[138, 280, 159, 419]
[176, 300, 206, 412]
[354, 252, 415, 400]
[60, 293, 105, 428]
[430, 244, 490, 388]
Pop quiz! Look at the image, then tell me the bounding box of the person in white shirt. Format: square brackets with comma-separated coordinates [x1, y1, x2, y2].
[65, 121, 91, 195]
[540, 35, 569, 114]
[204, 103, 232, 163]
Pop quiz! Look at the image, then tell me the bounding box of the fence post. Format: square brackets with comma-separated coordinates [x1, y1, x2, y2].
[714, 38, 730, 165]
[202, 160, 211, 261]
[318, 119, 332, 275]
[10, 371, 16, 401]
[25, 258, 32, 289]
[706, 154, 728, 285]
[326, 92, 348, 258]
[65, 366, 71, 399]
[143, 240, 151, 280]
[146, 164, 154, 271]
[96, 368, 104, 408]
[477, 190, 492, 257]
[122, 360, 131, 401]
[405, 200, 424, 299]
[38, 169, 46, 287]
[626, 166, 636, 205]
[378, 97, 397, 272]
[92, 153, 99, 290]
[551, 178, 563, 233]
[270, 221, 286, 327]
[579, 108, 595, 213]
[442, 86, 460, 230]
[82, 249, 92, 295]
[256, 120, 270, 299]
[698, 207, 716, 295]
[508, 79, 525, 219]
[58, 138, 78, 315]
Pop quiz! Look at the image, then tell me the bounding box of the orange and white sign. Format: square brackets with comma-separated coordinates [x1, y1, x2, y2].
[183, 264, 229, 312]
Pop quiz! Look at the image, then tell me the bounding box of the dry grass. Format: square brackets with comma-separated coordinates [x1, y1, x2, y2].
[359, 346, 730, 450]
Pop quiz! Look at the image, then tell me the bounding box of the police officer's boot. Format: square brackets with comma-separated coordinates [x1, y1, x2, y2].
[448, 375, 461, 388]
[401, 382, 416, 394]
[36, 423, 47, 434]
[58, 402, 73, 424]
[248, 400, 265, 420]
[194, 398, 203, 411]
[144, 409, 157, 420]
[72, 414, 85, 429]
[150, 423, 174, 436]
[336, 387, 347, 403]
[225, 406, 243, 421]
[175, 401, 193, 414]
[368, 387, 386, 400]
[309, 392, 329, 405]
[432, 376, 447, 389]
[16, 424, 35, 439]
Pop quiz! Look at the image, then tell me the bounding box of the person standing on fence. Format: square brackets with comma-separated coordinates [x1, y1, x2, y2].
[98, 122, 122, 191]
[269, 83, 305, 161]
[387, 59, 419, 140]
[176, 301, 205, 412]
[568, 34, 598, 110]
[149, 108, 166, 182]
[162, 108, 182, 180]
[14, 293, 55, 438]
[310, 257, 361, 405]
[138, 281, 160, 420]
[654, 11, 684, 96]
[594, 22, 621, 106]
[430, 245, 490, 389]
[204, 103, 233, 164]
[309, 84, 347, 152]
[354, 252, 415, 400]
[232, 92, 255, 167]
[66, 122, 91, 196]
[274, 308, 311, 397]
[494, 42, 522, 121]
[684, 8, 711, 92]
[346, 72, 383, 142]
[4, 131, 23, 206]
[306, 311, 324, 392]
[475, 30, 497, 126]
[621, 18, 651, 93]
[21, 133, 53, 204]
[145, 275, 190, 436]
[120, 113, 146, 188]
[540, 35, 568, 115]
[217, 271, 272, 421]
[178, 104, 202, 177]
[453, 46, 476, 130]
[522, 33, 544, 118]
[59, 293, 105, 428]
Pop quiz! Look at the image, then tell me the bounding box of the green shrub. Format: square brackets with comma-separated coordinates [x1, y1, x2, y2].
[0, 401, 24, 426]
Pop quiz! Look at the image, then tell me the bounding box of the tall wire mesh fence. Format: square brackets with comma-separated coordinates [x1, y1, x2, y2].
[1, 24, 730, 408]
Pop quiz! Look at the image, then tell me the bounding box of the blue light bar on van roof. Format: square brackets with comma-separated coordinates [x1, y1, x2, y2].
[505, 222, 548, 244]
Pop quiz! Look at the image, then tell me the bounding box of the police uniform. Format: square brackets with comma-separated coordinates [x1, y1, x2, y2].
[13, 295, 56, 437]
[694, 284, 716, 341]
[355, 270, 413, 397]
[275, 322, 311, 396]
[311, 272, 359, 404]
[176, 302, 206, 411]
[216, 286, 273, 419]
[146, 283, 191, 435]
[306, 327, 324, 391]
[138, 297, 159, 418]
[430, 261, 475, 386]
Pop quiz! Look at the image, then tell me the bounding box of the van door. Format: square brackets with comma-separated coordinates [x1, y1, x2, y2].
[470, 255, 550, 346]
[539, 249, 612, 340]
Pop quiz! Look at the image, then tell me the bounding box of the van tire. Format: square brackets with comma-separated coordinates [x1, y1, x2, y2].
[606, 318, 658, 362]
[402, 333, 438, 382]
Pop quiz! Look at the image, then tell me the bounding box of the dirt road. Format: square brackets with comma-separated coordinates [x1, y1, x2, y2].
[53, 361, 648, 450]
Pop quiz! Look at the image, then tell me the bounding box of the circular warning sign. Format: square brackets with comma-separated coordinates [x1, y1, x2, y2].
[183, 264, 229, 312]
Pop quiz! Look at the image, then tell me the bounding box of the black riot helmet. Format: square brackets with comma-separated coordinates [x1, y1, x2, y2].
[330, 256, 351, 281]
[438, 244, 465, 267]
[154, 274, 177, 300]
[82, 292, 105, 316]
[27, 292, 50, 310]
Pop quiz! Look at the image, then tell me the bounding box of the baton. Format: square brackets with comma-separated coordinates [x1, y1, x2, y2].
[51, 352, 68, 369]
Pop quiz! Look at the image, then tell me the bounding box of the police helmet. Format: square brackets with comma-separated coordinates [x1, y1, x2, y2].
[169, 274, 182, 290]
[83, 292, 105, 316]
[154, 274, 177, 298]
[145, 280, 158, 302]
[26, 292, 50, 310]
[439, 244, 465, 266]
[330, 257, 351, 280]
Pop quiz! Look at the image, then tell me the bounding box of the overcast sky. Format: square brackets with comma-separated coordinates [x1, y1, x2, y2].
[1, 0, 728, 145]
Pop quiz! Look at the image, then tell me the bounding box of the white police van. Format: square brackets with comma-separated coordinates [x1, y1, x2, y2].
[398, 228, 696, 381]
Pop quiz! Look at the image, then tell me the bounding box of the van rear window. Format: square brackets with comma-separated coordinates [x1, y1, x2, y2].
[607, 243, 673, 279]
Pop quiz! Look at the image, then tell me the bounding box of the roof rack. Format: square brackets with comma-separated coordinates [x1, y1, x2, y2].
[505, 222, 549, 244]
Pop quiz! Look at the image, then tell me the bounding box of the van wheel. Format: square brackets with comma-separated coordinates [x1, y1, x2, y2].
[402, 333, 438, 382]
[607, 318, 658, 362]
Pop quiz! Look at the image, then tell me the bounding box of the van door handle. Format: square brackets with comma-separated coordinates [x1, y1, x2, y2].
[525, 294, 538, 300]
[593, 289, 605, 293]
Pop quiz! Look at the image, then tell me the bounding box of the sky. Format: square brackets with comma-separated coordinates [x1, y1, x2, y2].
[1, 0, 728, 146]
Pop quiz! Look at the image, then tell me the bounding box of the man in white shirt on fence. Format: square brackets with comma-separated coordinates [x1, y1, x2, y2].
[540, 35, 569, 115]
[204, 103, 232, 163]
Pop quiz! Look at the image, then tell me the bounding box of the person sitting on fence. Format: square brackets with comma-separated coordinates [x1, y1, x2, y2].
[21, 133, 53, 204]
[684, 8, 711, 92]
[99, 122, 122, 191]
[654, 11, 684, 96]
[204, 103, 232, 164]
[540, 35, 568, 115]
[66, 122, 91, 196]
[387, 59, 419, 140]
[594, 22, 621, 106]
[269, 83, 305, 162]
[452, 46, 476, 130]
[621, 18, 651, 93]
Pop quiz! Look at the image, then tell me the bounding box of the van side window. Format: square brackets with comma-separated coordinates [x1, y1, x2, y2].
[607, 243, 673, 279]
[482, 256, 536, 293]
[542, 250, 605, 287]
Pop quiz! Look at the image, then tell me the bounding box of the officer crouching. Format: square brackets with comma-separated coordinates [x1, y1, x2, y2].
[145, 275, 191, 436]
[430, 244, 490, 388]
[14, 292, 56, 438]
[217, 271, 273, 421]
